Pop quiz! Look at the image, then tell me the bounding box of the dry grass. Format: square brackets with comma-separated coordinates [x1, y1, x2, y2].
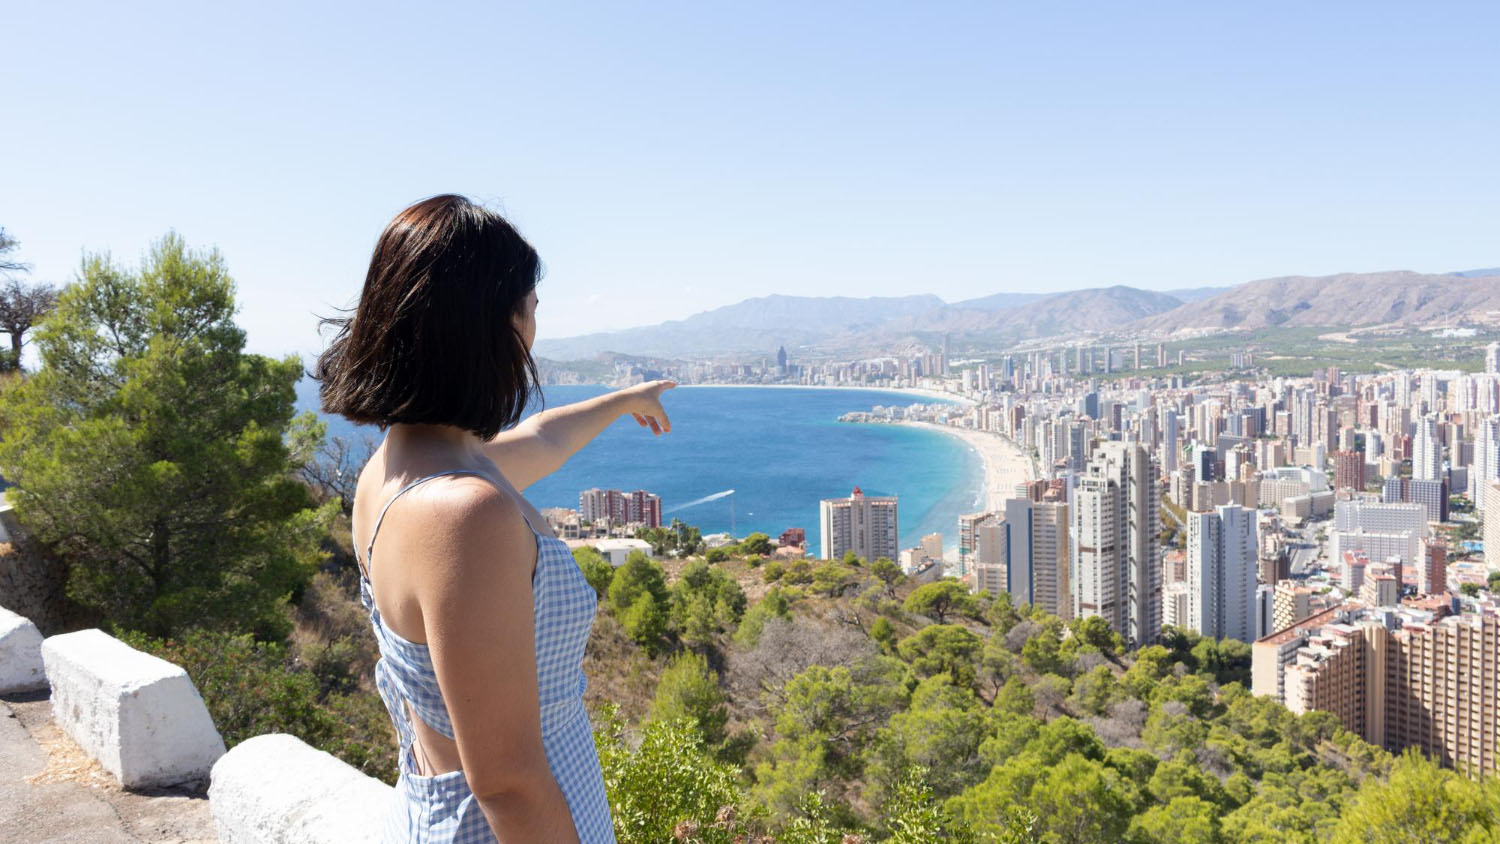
[582, 612, 667, 723]
[23, 719, 116, 790]
[659, 554, 785, 604]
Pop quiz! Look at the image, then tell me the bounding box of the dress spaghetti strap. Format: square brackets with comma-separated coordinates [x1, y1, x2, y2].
[357, 470, 490, 582]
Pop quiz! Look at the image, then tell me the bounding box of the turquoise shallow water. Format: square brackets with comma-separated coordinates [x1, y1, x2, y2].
[294, 381, 982, 554]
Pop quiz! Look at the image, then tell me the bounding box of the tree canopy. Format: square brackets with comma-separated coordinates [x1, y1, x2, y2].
[0, 234, 333, 638]
[902, 579, 980, 623]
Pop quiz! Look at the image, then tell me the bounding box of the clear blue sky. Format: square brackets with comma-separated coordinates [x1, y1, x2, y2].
[4, 2, 1497, 359]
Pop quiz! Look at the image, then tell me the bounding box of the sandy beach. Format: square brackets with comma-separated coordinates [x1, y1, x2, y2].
[897, 420, 1037, 513]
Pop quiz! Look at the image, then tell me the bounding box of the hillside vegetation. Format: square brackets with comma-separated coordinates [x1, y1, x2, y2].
[560, 545, 1500, 843]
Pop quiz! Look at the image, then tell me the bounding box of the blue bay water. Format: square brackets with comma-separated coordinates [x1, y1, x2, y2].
[294, 380, 982, 555]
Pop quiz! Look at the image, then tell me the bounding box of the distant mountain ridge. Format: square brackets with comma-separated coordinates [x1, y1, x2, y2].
[1164, 286, 1231, 303]
[861, 286, 1184, 351]
[534, 288, 1183, 360]
[1135, 270, 1500, 332]
[533, 294, 943, 360]
[534, 267, 1500, 361]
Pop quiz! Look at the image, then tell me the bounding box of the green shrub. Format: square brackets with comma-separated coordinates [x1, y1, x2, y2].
[594, 703, 763, 842]
[648, 651, 729, 747]
[607, 552, 670, 653]
[572, 546, 615, 597]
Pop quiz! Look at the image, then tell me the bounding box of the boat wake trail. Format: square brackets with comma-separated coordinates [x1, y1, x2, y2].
[665, 489, 735, 514]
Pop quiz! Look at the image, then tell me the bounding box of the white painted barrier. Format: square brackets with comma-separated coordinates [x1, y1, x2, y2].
[41, 628, 225, 788]
[0, 606, 46, 693]
[209, 733, 393, 843]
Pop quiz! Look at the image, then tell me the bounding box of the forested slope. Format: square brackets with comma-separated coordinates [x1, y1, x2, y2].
[567, 545, 1500, 843]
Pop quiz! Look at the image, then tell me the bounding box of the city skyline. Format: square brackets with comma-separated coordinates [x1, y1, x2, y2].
[704, 328, 1500, 775]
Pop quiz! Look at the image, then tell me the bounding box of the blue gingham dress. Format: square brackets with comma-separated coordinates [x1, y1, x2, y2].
[356, 470, 616, 843]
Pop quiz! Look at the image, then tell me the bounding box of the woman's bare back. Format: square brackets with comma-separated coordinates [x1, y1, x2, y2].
[352, 436, 553, 777]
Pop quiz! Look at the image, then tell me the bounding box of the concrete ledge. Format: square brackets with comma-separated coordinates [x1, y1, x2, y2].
[209, 733, 393, 843]
[41, 628, 225, 788]
[0, 606, 46, 693]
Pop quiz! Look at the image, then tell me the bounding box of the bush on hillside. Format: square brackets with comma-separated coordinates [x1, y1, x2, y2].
[572, 546, 615, 597]
[669, 560, 747, 648]
[118, 627, 397, 782]
[608, 551, 670, 654]
[594, 704, 763, 843]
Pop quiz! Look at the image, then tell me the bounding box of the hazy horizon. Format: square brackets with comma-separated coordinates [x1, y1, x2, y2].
[4, 3, 1498, 360]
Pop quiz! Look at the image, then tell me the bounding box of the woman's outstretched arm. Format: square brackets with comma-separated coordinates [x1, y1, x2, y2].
[484, 380, 675, 490]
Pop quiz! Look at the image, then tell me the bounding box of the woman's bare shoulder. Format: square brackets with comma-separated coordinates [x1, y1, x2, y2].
[397, 475, 533, 582]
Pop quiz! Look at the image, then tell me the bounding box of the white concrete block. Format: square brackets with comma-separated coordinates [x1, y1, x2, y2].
[0, 606, 46, 693]
[41, 628, 225, 788]
[209, 733, 393, 844]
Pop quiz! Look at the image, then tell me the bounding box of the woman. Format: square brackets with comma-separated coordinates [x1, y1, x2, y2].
[315, 194, 673, 842]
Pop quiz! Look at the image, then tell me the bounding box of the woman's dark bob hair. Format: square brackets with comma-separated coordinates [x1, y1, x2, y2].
[315, 194, 542, 440]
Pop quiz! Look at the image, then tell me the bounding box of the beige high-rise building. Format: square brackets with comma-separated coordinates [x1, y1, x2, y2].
[969, 513, 1008, 596]
[1032, 502, 1072, 621]
[975, 519, 1006, 567]
[997, 499, 1071, 619]
[972, 557, 1006, 597]
[1253, 604, 1500, 774]
[920, 532, 943, 563]
[820, 486, 898, 562]
[1486, 482, 1500, 571]
[1272, 580, 1339, 632]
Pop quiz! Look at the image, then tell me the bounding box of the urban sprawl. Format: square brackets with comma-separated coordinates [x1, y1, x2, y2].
[550, 338, 1500, 775]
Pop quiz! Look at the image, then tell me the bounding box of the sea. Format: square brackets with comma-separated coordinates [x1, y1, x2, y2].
[293, 380, 983, 555]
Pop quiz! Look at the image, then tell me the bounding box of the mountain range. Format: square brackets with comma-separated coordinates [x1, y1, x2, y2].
[1136, 271, 1500, 333]
[533, 269, 1500, 361]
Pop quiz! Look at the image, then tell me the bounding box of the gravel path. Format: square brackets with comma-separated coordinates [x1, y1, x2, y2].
[0, 691, 216, 843]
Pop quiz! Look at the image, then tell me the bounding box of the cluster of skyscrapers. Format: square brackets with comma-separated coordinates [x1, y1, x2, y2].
[871, 340, 1500, 773]
[787, 336, 1500, 773]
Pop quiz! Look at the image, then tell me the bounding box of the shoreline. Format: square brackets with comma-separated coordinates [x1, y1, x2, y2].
[892, 420, 1037, 514]
[676, 383, 979, 406]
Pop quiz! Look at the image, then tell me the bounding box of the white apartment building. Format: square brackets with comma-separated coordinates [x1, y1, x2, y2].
[1334, 499, 1426, 535]
[1185, 504, 1258, 643]
[1412, 415, 1442, 483]
[1163, 581, 1190, 629]
[1471, 415, 1500, 511]
[1486, 481, 1500, 569]
[1072, 441, 1160, 646]
[820, 486, 898, 562]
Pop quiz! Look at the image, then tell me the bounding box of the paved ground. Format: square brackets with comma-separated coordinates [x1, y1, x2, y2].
[0, 690, 216, 843]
